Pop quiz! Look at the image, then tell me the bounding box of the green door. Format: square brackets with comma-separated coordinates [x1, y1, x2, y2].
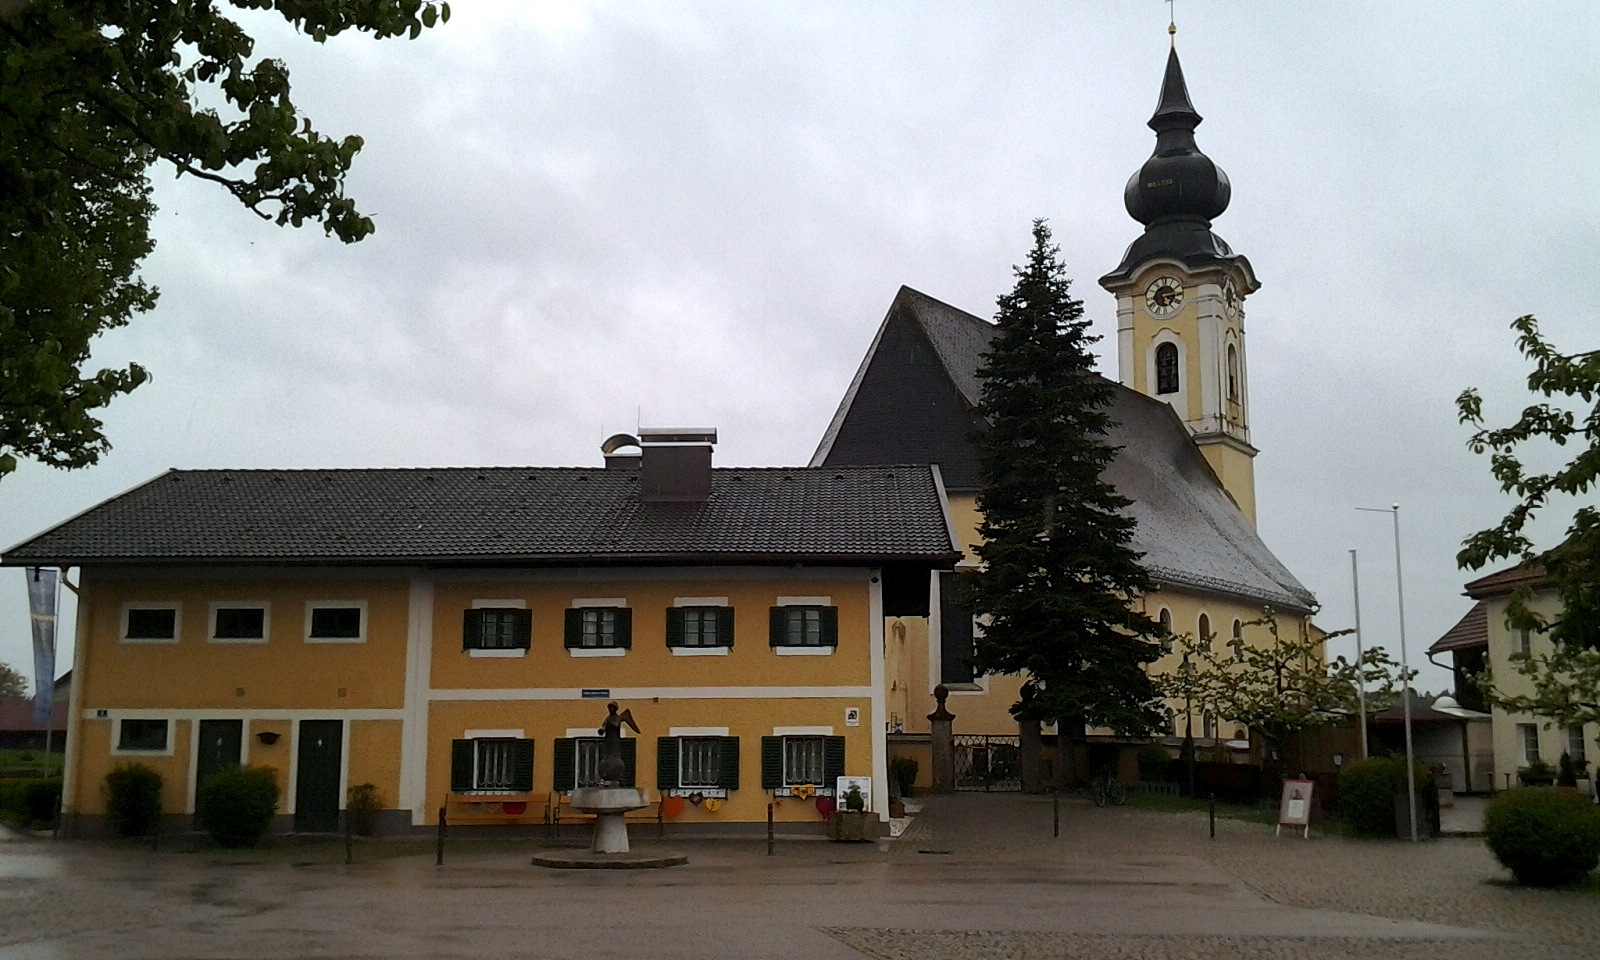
[294, 720, 343, 833]
[194, 719, 243, 809]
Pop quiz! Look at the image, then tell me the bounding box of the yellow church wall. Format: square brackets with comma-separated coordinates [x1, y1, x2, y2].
[429, 576, 873, 691]
[425, 696, 877, 825]
[945, 493, 983, 563]
[1198, 443, 1257, 527]
[75, 574, 410, 711]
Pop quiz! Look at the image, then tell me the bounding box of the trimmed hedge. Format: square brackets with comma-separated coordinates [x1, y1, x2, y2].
[104, 763, 164, 838]
[1484, 788, 1600, 887]
[0, 777, 62, 828]
[195, 766, 279, 848]
[1337, 757, 1431, 836]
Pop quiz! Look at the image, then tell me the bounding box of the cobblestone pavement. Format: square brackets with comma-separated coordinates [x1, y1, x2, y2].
[0, 794, 1592, 960]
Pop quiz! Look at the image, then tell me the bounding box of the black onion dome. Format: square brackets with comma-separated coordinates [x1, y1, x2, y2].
[1124, 47, 1231, 225]
[1101, 46, 1256, 292]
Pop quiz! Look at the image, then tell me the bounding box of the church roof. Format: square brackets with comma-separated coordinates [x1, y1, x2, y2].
[811, 286, 1317, 614]
[2, 464, 961, 569]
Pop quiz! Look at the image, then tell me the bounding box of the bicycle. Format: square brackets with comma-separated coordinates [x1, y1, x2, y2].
[1090, 770, 1127, 807]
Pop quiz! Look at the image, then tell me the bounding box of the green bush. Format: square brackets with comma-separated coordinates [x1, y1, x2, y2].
[346, 782, 383, 836]
[104, 763, 164, 837]
[1484, 788, 1600, 887]
[1136, 743, 1172, 782]
[195, 766, 279, 848]
[1557, 753, 1582, 788]
[0, 777, 62, 828]
[1339, 758, 1403, 836]
[889, 756, 919, 796]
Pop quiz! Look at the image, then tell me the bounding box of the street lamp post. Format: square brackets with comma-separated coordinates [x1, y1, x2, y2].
[1349, 549, 1370, 760]
[1357, 503, 1419, 842]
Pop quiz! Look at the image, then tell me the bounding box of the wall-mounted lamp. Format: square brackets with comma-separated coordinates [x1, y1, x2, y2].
[256, 731, 281, 745]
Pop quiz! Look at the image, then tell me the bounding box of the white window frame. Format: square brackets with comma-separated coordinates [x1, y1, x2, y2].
[120, 603, 181, 644]
[305, 601, 367, 644]
[1519, 722, 1542, 764]
[111, 717, 174, 756]
[1566, 726, 1587, 766]
[568, 598, 627, 658]
[773, 596, 836, 656]
[677, 737, 725, 791]
[209, 602, 270, 644]
[467, 599, 528, 658]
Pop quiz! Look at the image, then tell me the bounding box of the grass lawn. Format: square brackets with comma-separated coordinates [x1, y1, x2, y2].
[1123, 790, 1276, 824]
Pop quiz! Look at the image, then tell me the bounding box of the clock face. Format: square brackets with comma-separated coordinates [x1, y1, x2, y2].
[1144, 276, 1184, 318]
[1223, 277, 1241, 319]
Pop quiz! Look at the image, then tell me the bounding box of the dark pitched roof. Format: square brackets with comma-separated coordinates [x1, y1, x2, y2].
[1428, 601, 1489, 655]
[812, 286, 1317, 614]
[1464, 561, 1547, 598]
[2, 466, 961, 568]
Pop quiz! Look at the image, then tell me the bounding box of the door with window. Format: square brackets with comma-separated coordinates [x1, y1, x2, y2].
[193, 719, 243, 810]
[294, 720, 343, 833]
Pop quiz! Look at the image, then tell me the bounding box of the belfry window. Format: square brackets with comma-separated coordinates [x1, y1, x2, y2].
[1155, 343, 1179, 395]
[1227, 345, 1240, 402]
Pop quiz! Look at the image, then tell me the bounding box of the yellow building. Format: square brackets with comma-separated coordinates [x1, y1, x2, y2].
[1459, 564, 1595, 796]
[812, 45, 1321, 779]
[3, 430, 960, 834]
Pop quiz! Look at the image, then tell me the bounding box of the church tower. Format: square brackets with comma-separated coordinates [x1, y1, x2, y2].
[1099, 41, 1261, 526]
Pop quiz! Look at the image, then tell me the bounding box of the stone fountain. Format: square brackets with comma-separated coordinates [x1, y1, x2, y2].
[532, 702, 686, 869]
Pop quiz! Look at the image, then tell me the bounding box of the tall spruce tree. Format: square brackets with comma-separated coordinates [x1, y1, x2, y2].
[968, 220, 1165, 734]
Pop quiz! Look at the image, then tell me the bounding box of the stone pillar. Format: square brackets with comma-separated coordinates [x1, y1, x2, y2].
[928, 684, 956, 794]
[1018, 717, 1043, 793]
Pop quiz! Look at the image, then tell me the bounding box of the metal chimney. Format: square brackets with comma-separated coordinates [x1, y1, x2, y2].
[638, 428, 716, 502]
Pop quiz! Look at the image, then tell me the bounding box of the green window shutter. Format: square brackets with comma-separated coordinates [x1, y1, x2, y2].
[462, 610, 483, 650]
[615, 608, 633, 649]
[450, 739, 473, 791]
[768, 607, 785, 647]
[657, 737, 679, 789]
[719, 736, 741, 790]
[511, 609, 532, 649]
[821, 606, 839, 646]
[563, 609, 581, 648]
[761, 736, 782, 789]
[823, 736, 846, 783]
[622, 737, 637, 786]
[665, 608, 684, 648]
[511, 739, 535, 792]
[719, 607, 735, 648]
[552, 738, 575, 792]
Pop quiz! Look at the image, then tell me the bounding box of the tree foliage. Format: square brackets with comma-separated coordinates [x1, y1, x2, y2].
[0, 0, 450, 479]
[1159, 612, 1408, 758]
[0, 660, 27, 699]
[1458, 315, 1600, 650]
[967, 219, 1164, 733]
[1488, 644, 1600, 731]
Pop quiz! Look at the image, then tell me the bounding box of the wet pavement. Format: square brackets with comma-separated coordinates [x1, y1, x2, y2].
[0, 793, 1590, 960]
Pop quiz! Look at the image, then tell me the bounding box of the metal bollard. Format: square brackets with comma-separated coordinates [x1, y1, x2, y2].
[767, 802, 774, 856]
[1053, 790, 1060, 837]
[345, 810, 354, 865]
[1208, 792, 1216, 840]
[436, 806, 446, 866]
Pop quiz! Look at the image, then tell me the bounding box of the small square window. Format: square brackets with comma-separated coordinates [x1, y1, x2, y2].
[307, 605, 364, 642]
[770, 605, 837, 648]
[117, 719, 169, 752]
[465, 608, 530, 651]
[564, 607, 632, 651]
[211, 605, 268, 642]
[123, 606, 178, 642]
[668, 607, 733, 648]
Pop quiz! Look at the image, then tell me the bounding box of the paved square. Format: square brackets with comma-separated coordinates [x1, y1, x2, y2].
[0, 794, 1591, 959]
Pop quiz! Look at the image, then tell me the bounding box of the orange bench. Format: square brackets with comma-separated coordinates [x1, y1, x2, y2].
[443, 792, 551, 828]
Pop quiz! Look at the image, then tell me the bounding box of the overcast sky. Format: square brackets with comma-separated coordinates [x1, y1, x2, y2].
[3, 2, 1597, 699]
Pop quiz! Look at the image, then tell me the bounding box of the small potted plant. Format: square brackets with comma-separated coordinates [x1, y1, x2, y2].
[1518, 759, 1556, 787]
[828, 784, 879, 842]
[1555, 753, 1581, 792]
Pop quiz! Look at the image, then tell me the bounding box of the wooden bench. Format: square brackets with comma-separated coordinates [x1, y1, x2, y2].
[548, 792, 664, 839]
[443, 792, 551, 828]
